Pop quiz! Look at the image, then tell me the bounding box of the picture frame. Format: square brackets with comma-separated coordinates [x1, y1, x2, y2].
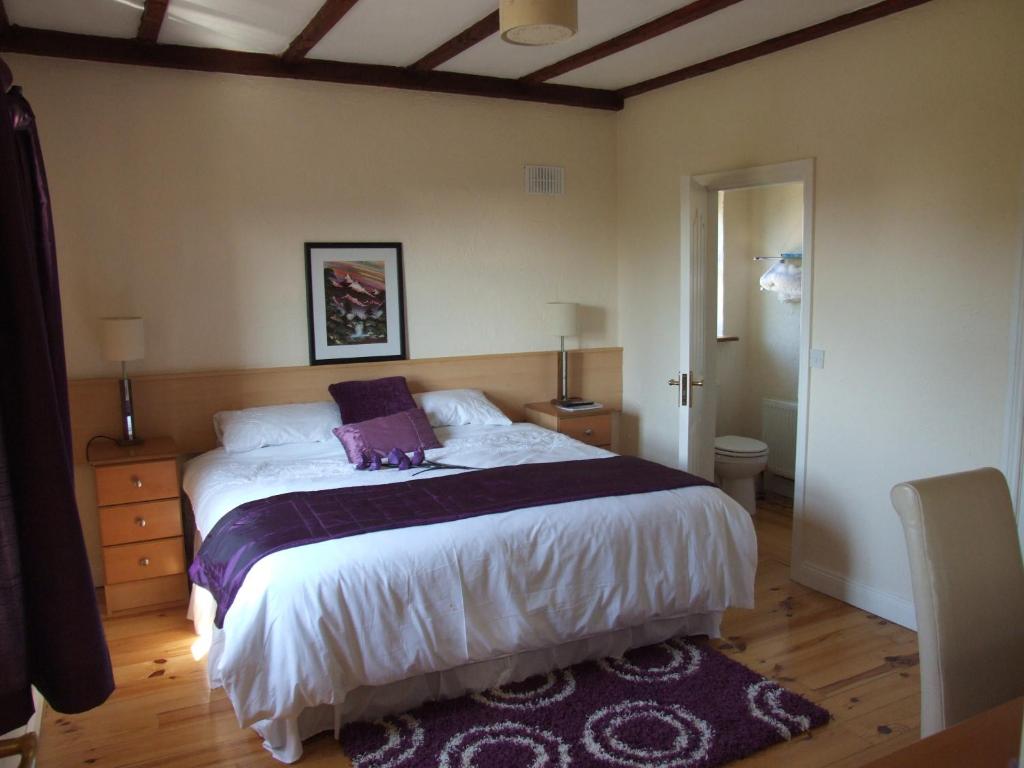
[305, 242, 407, 365]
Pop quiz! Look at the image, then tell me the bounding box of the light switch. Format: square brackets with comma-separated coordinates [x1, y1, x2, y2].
[810, 349, 825, 369]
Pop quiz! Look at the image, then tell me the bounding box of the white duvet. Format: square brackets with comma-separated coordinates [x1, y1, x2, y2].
[184, 423, 757, 735]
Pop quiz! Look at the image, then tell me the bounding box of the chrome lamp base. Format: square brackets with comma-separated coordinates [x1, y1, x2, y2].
[118, 374, 143, 446]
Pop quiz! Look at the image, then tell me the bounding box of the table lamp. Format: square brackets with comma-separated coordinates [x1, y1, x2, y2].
[546, 302, 578, 406]
[101, 317, 145, 445]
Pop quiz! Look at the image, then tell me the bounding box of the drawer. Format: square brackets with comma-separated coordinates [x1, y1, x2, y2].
[95, 459, 179, 506]
[559, 414, 612, 447]
[103, 537, 184, 585]
[99, 499, 182, 546]
[105, 573, 187, 615]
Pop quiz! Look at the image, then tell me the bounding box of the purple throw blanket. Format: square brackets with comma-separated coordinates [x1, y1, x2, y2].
[190, 456, 713, 628]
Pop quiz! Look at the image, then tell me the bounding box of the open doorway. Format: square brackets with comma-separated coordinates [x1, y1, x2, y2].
[716, 183, 804, 510]
[680, 160, 814, 570]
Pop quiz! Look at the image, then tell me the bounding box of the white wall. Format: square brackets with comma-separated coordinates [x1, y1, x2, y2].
[617, 0, 1024, 625]
[716, 184, 803, 442]
[7, 54, 619, 379]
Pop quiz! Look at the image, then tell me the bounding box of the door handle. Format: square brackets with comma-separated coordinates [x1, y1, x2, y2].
[688, 374, 704, 408]
[673, 373, 704, 406]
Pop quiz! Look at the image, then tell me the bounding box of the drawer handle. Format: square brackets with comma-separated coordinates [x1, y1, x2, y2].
[134, 517, 147, 528]
[131, 477, 143, 489]
[139, 557, 151, 567]
[584, 428, 594, 436]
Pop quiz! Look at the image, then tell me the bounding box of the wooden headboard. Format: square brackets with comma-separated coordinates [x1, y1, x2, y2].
[68, 347, 622, 464]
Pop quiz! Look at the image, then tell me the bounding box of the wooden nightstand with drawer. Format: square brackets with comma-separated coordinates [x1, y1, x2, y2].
[88, 436, 188, 615]
[523, 402, 615, 450]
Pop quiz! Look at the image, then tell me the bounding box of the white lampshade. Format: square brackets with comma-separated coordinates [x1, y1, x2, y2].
[546, 302, 578, 337]
[101, 317, 145, 362]
[500, 0, 577, 45]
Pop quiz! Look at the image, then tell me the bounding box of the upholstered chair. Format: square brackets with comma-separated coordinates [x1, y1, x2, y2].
[891, 467, 1024, 738]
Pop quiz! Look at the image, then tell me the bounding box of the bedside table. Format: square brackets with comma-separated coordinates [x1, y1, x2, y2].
[88, 436, 188, 615]
[523, 402, 615, 450]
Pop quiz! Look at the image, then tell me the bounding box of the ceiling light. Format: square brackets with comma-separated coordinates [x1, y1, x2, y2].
[500, 0, 578, 46]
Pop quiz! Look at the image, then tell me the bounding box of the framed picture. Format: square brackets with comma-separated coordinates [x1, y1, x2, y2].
[305, 242, 407, 365]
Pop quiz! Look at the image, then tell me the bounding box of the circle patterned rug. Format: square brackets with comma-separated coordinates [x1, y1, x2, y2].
[339, 636, 831, 767]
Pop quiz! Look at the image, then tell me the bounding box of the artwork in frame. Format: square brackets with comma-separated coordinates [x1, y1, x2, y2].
[305, 243, 407, 365]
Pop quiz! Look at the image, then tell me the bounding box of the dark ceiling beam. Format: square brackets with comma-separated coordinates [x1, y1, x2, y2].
[0, 26, 622, 110]
[522, 0, 743, 84]
[137, 0, 169, 43]
[283, 0, 361, 62]
[409, 10, 499, 71]
[620, 0, 935, 98]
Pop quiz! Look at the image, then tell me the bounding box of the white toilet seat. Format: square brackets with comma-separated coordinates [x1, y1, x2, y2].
[714, 435, 768, 459]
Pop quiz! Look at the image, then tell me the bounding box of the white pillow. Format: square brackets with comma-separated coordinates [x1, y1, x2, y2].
[413, 389, 512, 428]
[213, 401, 342, 453]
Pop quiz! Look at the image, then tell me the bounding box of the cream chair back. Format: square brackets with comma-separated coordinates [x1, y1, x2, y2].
[891, 467, 1024, 737]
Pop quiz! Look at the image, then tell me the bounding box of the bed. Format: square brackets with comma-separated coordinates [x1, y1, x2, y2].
[184, 419, 757, 762]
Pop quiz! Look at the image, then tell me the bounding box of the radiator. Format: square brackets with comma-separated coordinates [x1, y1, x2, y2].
[762, 398, 797, 479]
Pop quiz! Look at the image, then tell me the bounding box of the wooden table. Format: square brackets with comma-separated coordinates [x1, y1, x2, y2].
[523, 401, 615, 450]
[864, 697, 1022, 767]
[88, 436, 188, 614]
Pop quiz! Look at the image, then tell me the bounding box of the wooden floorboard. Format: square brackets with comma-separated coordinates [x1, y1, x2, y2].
[37, 495, 920, 767]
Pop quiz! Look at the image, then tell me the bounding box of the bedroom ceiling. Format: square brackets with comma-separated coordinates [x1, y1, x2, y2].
[0, 0, 933, 110]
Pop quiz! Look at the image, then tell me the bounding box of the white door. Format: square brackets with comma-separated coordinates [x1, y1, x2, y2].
[677, 178, 717, 479]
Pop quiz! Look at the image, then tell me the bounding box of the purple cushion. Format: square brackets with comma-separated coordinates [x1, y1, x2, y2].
[329, 376, 416, 424]
[333, 408, 441, 464]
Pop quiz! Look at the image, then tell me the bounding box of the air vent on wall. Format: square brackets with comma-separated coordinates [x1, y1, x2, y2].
[525, 165, 565, 195]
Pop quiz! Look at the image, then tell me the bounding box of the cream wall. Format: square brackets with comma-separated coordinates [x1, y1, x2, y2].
[7, 54, 619, 379]
[617, 0, 1024, 625]
[716, 184, 803, 442]
[6, 54, 619, 583]
[745, 184, 802, 432]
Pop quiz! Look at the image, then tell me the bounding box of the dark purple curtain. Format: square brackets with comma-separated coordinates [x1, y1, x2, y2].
[0, 57, 114, 732]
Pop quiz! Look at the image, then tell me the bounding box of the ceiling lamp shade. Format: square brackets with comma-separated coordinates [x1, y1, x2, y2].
[500, 0, 577, 46]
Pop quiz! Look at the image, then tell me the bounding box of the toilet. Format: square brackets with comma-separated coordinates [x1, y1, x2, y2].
[714, 435, 769, 516]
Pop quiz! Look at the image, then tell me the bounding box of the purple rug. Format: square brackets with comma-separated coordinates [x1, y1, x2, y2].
[339, 636, 831, 767]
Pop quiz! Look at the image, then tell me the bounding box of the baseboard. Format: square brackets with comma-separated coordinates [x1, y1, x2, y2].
[764, 473, 794, 499]
[792, 560, 917, 631]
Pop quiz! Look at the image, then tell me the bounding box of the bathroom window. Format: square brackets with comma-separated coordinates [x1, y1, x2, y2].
[716, 191, 726, 337]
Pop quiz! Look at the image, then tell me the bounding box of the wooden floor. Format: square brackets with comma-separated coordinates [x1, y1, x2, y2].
[38, 496, 921, 767]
